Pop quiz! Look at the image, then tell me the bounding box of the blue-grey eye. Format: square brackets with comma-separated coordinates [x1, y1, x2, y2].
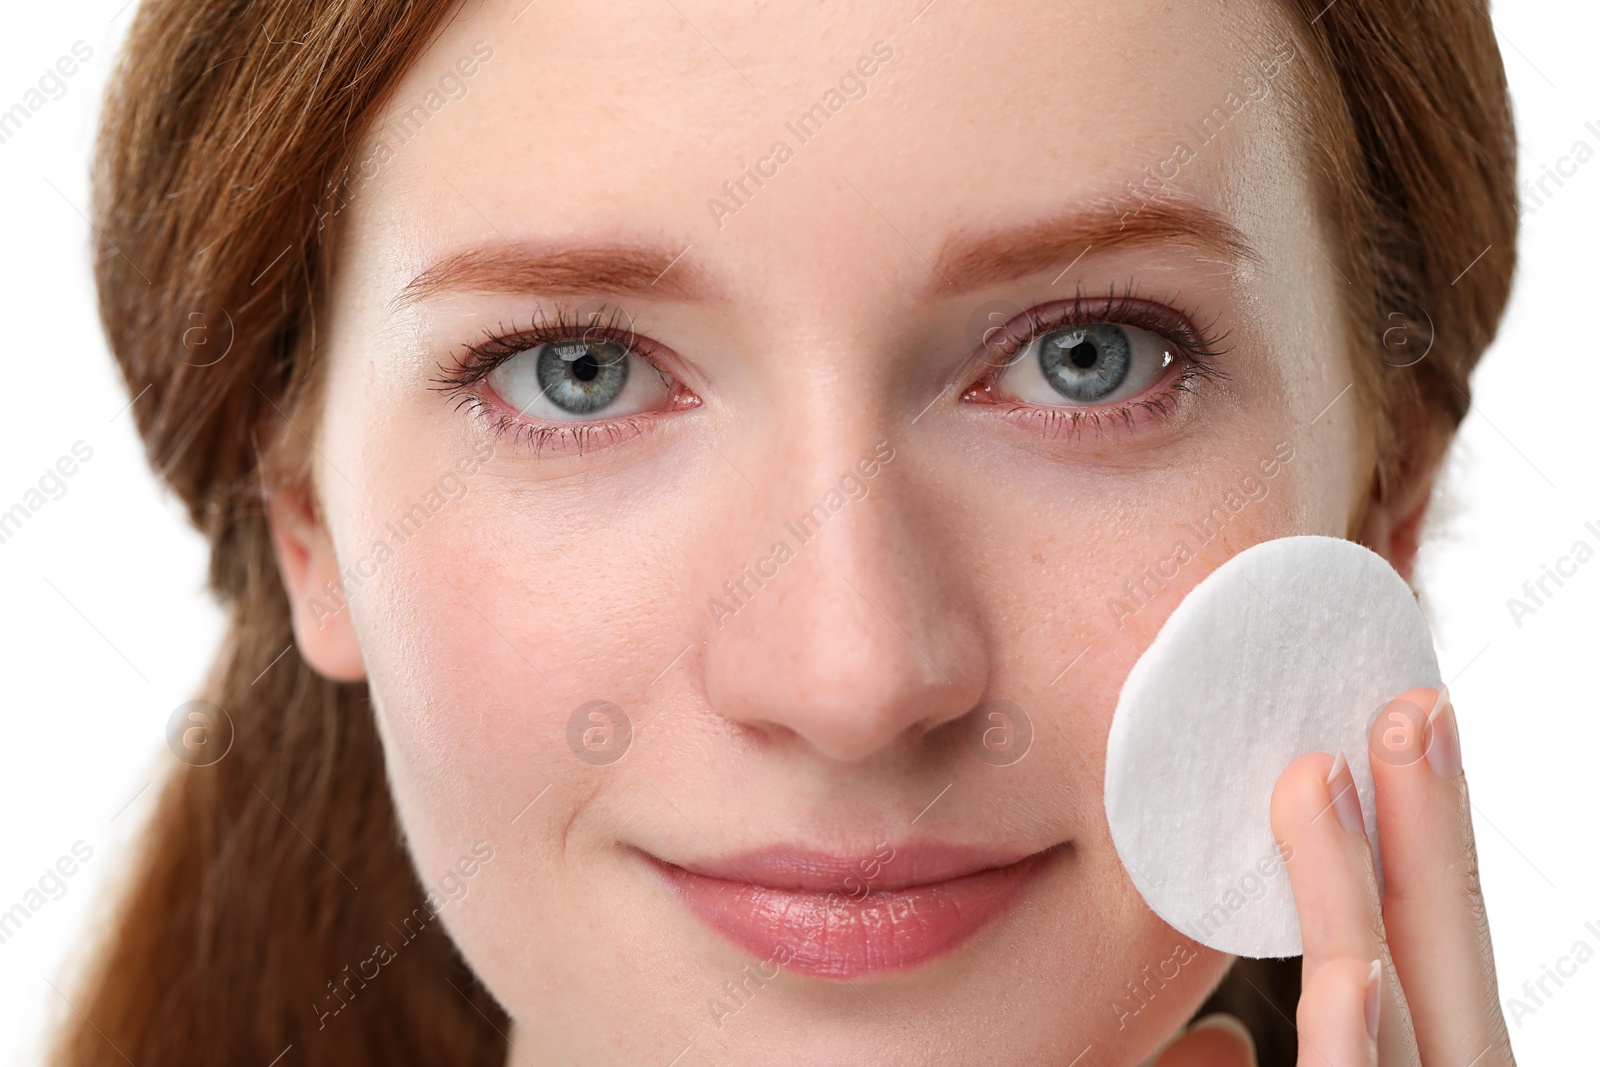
[1037, 324, 1131, 402]
[535, 340, 630, 414]
[995, 321, 1173, 408]
[485, 337, 667, 423]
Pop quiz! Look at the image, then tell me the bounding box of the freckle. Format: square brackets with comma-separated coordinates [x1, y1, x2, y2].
[1032, 553, 1047, 565]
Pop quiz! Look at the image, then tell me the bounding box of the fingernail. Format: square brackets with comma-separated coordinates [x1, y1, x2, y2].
[1325, 749, 1366, 835]
[1364, 958, 1382, 1040]
[1424, 684, 1462, 778]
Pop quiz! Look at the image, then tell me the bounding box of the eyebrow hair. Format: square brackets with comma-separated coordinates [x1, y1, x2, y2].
[926, 199, 1260, 299]
[394, 198, 1258, 311]
[393, 240, 719, 310]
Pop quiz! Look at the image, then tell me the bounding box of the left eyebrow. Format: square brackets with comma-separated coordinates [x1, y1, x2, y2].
[925, 199, 1261, 299]
[392, 238, 722, 310]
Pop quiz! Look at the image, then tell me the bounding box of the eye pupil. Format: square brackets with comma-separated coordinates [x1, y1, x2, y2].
[1037, 324, 1131, 403]
[535, 340, 630, 414]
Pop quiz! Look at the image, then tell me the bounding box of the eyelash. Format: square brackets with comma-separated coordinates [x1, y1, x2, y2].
[963, 282, 1232, 442]
[429, 283, 1233, 455]
[429, 304, 683, 457]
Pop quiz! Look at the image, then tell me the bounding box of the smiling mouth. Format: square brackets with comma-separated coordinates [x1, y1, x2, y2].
[641, 840, 1069, 980]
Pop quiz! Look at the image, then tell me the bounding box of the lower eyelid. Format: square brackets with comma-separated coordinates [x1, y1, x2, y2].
[466, 396, 658, 457]
[981, 364, 1206, 441]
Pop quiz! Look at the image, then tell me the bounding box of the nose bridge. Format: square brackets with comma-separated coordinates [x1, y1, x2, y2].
[698, 413, 990, 762]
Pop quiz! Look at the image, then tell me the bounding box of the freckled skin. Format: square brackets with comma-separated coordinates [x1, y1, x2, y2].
[279, 0, 1366, 1062]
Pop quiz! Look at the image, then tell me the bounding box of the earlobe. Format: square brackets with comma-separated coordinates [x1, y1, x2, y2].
[1356, 479, 1428, 584]
[264, 477, 367, 683]
[1381, 473, 1435, 583]
[1353, 414, 1449, 584]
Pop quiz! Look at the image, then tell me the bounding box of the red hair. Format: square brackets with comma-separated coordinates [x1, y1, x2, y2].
[59, 0, 1514, 1062]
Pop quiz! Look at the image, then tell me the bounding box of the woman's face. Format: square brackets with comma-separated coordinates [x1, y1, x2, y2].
[279, 0, 1366, 1060]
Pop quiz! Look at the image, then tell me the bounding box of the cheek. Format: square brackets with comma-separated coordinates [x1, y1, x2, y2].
[335, 475, 735, 1044]
[349, 492, 673, 844]
[936, 457, 1310, 1051]
[334, 458, 726, 947]
[959, 432, 1331, 881]
[968, 425, 1331, 701]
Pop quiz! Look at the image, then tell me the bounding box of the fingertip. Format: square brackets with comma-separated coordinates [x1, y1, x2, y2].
[1397, 685, 1444, 714]
[1152, 1013, 1258, 1067]
[1269, 750, 1337, 837]
[1367, 688, 1435, 773]
[1298, 957, 1382, 1065]
[1188, 1012, 1257, 1054]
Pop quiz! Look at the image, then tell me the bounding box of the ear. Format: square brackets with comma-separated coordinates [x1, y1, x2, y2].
[1352, 406, 1452, 584]
[264, 474, 367, 682]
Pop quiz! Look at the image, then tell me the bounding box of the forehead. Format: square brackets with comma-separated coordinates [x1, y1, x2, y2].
[347, 0, 1310, 306]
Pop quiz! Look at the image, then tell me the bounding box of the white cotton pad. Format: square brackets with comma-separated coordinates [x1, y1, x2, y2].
[1102, 534, 1440, 958]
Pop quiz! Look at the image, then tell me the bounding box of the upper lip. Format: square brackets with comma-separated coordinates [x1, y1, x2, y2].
[649, 840, 1065, 893]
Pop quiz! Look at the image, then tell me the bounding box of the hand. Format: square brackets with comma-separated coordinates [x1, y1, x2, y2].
[1151, 686, 1517, 1066]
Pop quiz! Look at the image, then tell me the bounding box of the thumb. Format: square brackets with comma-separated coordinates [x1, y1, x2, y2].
[1151, 1014, 1258, 1067]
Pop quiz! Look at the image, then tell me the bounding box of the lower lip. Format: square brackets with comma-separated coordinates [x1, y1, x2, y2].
[653, 852, 1052, 980]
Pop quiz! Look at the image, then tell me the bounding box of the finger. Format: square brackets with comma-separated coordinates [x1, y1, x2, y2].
[1152, 1014, 1258, 1067]
[1270, 751, 1419, 1066]
[1295, 956, 1380, 1067]
[1367, 686, 1515, 1066]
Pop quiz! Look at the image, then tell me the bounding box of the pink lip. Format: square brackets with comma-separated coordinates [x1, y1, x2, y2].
[645, 841, 1063, 980]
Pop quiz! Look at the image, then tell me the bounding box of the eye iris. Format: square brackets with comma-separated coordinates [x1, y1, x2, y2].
[1037, 323, 1131, 402]
[536, 340, 629, 413]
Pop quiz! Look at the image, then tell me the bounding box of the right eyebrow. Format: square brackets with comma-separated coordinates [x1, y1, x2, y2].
[392, 239, 721, 311]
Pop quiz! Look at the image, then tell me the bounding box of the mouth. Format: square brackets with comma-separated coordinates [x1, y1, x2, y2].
[640, 840, 1068, 980]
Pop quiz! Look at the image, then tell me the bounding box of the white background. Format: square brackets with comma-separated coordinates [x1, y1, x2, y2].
[1, 1, 1595, 1062]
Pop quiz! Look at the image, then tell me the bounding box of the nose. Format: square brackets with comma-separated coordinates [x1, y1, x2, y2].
[698, 438, 990, 762]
